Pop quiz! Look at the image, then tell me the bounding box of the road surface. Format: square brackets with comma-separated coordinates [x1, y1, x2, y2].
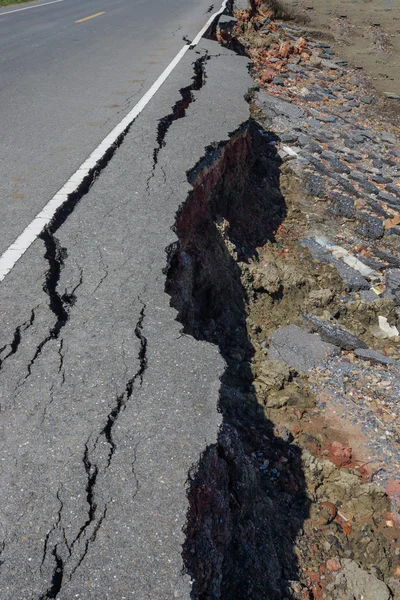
[0, 0, 220, 255]
[0, 1, 252, 598]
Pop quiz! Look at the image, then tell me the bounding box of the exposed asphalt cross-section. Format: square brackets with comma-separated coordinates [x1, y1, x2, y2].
[0, 36, 252, 598]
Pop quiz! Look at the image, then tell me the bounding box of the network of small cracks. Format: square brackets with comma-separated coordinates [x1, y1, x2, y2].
[146, 52, 210, 193]
[37, 301, 148, 599]
[0, 307, 37, 372]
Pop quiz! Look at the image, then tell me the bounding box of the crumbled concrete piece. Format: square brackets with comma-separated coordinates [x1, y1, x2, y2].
[355, 348, 398, 367]
[268, 325, 340, 372]
[379, 316, 399, 337]
[303, 314, 368, 350]
[341, 559, 392, 600]
[371, 316, 399, 339]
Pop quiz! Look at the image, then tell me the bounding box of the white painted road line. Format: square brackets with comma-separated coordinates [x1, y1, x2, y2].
[0, 0, 228, 282]
[0, 0, 64, 17]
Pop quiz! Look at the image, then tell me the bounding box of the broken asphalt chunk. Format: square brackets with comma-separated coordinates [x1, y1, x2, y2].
[268, 324, 340, 372]
[303, 314, 368, 350]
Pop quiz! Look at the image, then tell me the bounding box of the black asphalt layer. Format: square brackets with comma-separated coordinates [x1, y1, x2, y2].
[0, 0, 220, 255]
[0, 7, 252, 596]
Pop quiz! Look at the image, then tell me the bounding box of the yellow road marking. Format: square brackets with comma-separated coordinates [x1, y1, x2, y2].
[75, 12, 105, 23]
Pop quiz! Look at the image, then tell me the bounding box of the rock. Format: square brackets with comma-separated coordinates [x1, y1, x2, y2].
[268, 325, 340, 372]
[329, 193, 355, 218]
[354, 348, 398, 367]
[321, 151, 350, 173]
[381, 131, 396, 144]
[341, 559, 391, 600]
[383, 269, 400, 305]
[309, 54, 322, 67]
[328, 441, 352, 467]
[287, 64, 302, 73]
[383, 92, 400, 100]
[378, 191, 399, 205]
[326, 558, 341, 572]
[303, 314, 368, 350]
[372, 174, 393, 184]
[322, 59, 340, 70]
[280, 132, 299, 144]
[255, 91, 304, 120]
[387, 184, 400, 199]
[315, 114, 336, 123]
[360, 96, 374, 104]
[256, 360, 291, 393]
[356, 213, 384, 240]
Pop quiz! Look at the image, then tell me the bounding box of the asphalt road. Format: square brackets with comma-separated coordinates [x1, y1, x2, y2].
[0, 0, 219, 255]
[0, 1, 253, 598]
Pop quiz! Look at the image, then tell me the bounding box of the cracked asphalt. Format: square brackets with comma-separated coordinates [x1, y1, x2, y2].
[0, 0, 226, 255]
[0, 14, 253, 598]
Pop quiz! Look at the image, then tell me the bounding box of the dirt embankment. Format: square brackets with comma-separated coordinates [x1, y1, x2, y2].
[275, 0, 400, 98]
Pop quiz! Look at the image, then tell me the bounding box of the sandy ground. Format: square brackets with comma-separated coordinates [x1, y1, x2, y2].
[278, 0, 400, 97]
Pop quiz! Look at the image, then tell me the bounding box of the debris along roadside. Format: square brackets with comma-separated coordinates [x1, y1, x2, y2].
[232, 1, 400, 597]
[170, 1, 400, 599]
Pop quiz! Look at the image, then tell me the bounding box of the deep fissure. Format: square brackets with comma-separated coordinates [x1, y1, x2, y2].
[38, 546, 64, 600]
[166, 121, 311, 599]
[21, 239, 83, 385]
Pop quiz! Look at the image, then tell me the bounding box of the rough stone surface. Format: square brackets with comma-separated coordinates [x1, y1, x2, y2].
[268, 325, 340, 372]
